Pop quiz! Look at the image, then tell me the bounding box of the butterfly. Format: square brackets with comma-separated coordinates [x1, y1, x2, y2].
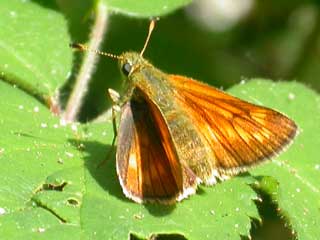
[71, 20, 298, 204]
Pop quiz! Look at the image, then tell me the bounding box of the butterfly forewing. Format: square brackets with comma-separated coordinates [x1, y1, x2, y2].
[167, 75, 297, 174]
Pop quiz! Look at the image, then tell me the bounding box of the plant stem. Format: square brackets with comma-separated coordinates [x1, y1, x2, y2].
[63, 1, 108, 122]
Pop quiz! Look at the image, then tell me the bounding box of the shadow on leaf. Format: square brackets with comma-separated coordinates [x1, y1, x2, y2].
[68, 138, 177, 216]
[68, 138, 131, 203]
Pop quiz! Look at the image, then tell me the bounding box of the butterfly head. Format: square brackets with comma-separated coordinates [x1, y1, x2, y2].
[119, 19, 156, 77]
[119, 52, 148, 77]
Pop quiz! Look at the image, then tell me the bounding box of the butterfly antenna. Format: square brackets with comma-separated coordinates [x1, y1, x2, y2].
[140, 19, 157, 57]
[69, 43, 123, 60]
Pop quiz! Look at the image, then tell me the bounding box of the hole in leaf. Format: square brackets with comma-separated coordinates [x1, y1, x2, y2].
[130, 233, 187, 240]
[67, 198, 79, 206]
[42, 181, 67, 191]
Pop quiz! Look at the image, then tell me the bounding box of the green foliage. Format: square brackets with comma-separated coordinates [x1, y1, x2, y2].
[0, 0, 72, 99]
[103, 0, 192, 17]
[0, 0, 320, 239]
[0, 81, 83, 238]
[0, 79, 259, 239]
[2, 76, 319, 239]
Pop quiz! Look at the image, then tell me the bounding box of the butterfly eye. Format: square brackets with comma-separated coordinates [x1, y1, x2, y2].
[122, 62, 132, 76]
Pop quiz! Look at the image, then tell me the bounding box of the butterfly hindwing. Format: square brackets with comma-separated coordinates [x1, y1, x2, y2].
[116, 97, 197, 203]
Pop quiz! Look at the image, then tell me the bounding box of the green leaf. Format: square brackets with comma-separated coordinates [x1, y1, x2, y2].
[0, 78, 259, 239]
[0, 80, 85, 238]
[232, 80, 320, 240]
[3, 76, 318, 239]
[0, 0, 72, 99]
[103, 0, 193, 17]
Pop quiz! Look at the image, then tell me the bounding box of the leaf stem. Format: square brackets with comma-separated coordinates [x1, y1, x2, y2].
[63, 1, 108, 122]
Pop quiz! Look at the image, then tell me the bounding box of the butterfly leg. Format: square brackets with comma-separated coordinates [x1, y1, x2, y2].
[97, 88, 121, 168]
[108, 88, 122, 143]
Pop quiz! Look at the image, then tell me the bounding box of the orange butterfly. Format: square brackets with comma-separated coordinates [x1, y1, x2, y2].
[71, 20, 297, 204]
